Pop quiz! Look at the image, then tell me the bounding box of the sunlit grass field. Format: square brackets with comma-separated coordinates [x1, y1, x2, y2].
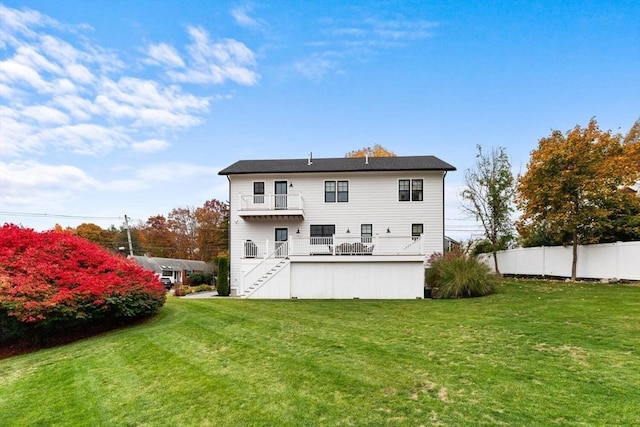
[1, 280, 639, 426]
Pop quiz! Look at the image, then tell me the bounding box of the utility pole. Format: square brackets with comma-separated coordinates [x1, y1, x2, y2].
[124, 214, 134, 257]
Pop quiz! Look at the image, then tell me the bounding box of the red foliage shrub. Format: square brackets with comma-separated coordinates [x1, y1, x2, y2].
[0, 224, 166, 342]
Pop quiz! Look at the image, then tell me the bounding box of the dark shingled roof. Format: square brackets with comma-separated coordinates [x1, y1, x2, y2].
[219, 156, 456, 175]
[130, 256, 213, 273]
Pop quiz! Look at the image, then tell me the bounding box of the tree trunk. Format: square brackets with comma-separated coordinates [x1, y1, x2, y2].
[492, 248, 502, 277]
[571, 231, 578, 281]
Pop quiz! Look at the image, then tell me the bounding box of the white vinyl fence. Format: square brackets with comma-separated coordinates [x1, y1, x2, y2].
[479, 241, 640, 281]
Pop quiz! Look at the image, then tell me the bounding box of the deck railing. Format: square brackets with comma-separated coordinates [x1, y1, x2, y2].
[241, 235, 424, 258]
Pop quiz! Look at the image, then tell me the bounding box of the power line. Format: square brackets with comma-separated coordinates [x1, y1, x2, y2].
[0, 211, 138, 221]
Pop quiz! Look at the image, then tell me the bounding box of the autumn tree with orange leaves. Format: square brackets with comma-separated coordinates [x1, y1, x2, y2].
[141, 215, 175, 257]
[516, 118, 640, 280]
[346, 144, 396, 158]
[195, 199, 229, 261]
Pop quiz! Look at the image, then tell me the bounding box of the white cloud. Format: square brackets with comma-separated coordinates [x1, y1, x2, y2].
[0, 82, 17, 98]
[99, 77, 209, 112]
[38, 34, 81, 63]
[230, 5, 258, 28]
[134, 108, 201, 128]
[332, 17, 438, 43]
[144, 26, 259, 86]
[0, 57, 49, 91]
[95, 77, 210, 127]
[293, 15, 438, 80]
[99, 162, 219, 193]
[0, 4, 55, 44]
[135, 162, 219, 182]
[0, 109, 43, 156]
[0, 160, 99, 207]
[131, 139, 170, 153]
[13, 44, 62, 74]
[21, 105, 70, 125]
[146, 42, 185, 68]
[49, 77, 78, 95]
[53, 94, 100, 120]
[0, 5, 254, 161]
[65, 63, 94, 84]
[35, 123, 129, 155]
[293, 52, 340, 80]
[165, 26, 259, 85]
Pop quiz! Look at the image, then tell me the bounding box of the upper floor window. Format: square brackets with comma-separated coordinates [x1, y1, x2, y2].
[399, 179, 423, 201]
[338, 181, 349, 202]
[325, 181, 336, 202]
[412, 179, 423, 201]
[253, 182, 265, 204]
[325, 180, 349, 203]
[399, 180, 410, 201]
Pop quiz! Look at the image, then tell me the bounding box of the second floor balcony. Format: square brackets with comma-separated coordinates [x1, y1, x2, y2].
[237, 192, 304, 220]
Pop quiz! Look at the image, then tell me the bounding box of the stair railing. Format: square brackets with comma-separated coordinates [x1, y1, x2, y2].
[241, 242, 289, 293]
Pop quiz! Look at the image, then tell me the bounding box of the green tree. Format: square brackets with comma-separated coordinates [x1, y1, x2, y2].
[74, 223, 110, 248]
[590, 189, 640, 243]
[516, 118, 635, 280]
[112, 225, 143, 255]
[461, 145, 515, 276]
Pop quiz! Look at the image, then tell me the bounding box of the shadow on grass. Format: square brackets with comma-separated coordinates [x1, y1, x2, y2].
[0, 315, 158, 360]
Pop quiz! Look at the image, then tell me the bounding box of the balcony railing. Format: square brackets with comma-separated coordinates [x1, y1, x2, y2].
[241, 235, 425, 258]
[239, 193, 303, 211]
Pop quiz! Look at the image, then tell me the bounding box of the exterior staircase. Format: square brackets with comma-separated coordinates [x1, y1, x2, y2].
[239, 258, 289, 298]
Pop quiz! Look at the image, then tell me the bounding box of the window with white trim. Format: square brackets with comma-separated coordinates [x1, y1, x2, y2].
[411, 224, 424, 240]
[399, 179, 423, 201]
[325, 180, 348, 202]
[412, 179, 423, 201]
[253, 181, 265, 204]
[361, 224, 372, 243]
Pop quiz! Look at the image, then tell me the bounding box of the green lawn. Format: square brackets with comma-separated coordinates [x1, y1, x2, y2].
[1, 280, 639, 426]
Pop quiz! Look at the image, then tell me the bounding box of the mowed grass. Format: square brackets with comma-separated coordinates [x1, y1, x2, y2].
[1, 280, 639, 426]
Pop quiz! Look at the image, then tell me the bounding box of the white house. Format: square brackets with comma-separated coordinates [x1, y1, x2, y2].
[218, 155, 456, 299]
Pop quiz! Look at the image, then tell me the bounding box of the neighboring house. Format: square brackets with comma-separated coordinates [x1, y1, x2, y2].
[445, 236, 462, 252]
[218, 154, 456, 299]
[130, 255, 213, 285]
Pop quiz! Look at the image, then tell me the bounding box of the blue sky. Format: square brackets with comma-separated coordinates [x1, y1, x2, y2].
[1, 1, 639, 242]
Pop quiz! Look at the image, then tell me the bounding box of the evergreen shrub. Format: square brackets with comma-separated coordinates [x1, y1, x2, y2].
[216, 256, 229, 296]
[188, 272, 214, 285]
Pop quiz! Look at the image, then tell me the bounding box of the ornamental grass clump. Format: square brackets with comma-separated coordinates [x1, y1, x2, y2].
[0, 224, 166, 344]
[426, 249, 496, 298]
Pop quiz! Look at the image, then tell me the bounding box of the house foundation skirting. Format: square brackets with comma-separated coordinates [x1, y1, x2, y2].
[244, 256, 425, 299]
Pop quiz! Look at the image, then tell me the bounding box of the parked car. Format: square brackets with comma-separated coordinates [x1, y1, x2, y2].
[160, 277, 172, 290]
